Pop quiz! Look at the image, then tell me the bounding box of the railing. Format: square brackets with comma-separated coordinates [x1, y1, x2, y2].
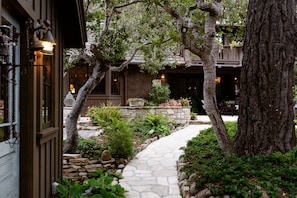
[191, 45, 243, 66]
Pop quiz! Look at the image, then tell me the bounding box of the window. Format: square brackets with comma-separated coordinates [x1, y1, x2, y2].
[69, 65, 106, 94]
[42, 56, 52, 128]
[92, 76, 106, 94]
[111, 72, 120, 95]
[0, 66, 16, 141]
[0, 19, 19, 142]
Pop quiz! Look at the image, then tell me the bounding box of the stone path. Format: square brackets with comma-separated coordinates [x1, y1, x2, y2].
[119, 124, 211, 198]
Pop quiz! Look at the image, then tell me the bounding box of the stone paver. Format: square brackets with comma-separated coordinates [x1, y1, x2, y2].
[119, 124, 210, 198]
[119, 115, 238, 198]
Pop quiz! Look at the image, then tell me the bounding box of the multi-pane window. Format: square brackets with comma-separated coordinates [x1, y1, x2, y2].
[42, 56, 52, 128]
[69, 65, 106, 94]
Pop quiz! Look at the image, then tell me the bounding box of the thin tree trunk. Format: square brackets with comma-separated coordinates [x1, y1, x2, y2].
[63, 64, 107, 153]
[201, 13, 234, 155]
[234, 0, 297, 155]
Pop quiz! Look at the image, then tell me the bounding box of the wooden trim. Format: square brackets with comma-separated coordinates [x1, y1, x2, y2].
[36, 127, 58, 145]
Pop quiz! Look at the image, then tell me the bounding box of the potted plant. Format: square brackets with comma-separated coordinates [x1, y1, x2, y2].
[127, 98, 146, 107]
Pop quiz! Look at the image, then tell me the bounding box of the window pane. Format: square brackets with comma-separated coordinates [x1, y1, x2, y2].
[92, 77, 106, 94]
[42, 56, 52, 128]
[111, 72, 120, 95]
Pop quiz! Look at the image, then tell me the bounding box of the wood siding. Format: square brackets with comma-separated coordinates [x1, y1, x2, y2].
[1, 0, 86, 197]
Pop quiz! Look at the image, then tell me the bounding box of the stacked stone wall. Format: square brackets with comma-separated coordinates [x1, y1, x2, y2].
[119, 106, 191, 124]
[63, 153, 123, 184]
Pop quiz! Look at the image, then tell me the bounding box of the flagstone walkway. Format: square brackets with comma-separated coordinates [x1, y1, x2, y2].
[119, 115, 238, 198]
[119, 124, 210, 198]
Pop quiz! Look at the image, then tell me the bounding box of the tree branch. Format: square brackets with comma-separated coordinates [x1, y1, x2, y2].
[110, 38, 172, 72]
[185, 4, 198, 17]
[114, 0, 145, 9]
[197, 0, 223, 17]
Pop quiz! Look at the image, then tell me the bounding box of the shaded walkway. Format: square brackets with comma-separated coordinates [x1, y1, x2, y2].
[119, 124, 210, 198]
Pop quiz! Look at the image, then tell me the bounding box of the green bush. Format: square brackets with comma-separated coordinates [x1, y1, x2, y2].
[104, 118, 134, 159]
[77, 137, 107, 160]
[57, 169, 126, 198]
[148, 84, 171, 105]
[182, 122, 297, 197]
[88, 103, 121, 128]
[133, 112, 174, 141]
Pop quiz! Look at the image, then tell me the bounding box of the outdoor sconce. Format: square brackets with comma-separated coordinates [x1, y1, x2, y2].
[35, 19, 56, 55]
[30, 19, 56, 55]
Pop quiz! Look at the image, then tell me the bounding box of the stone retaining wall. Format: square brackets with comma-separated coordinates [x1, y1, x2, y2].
[119, 106, 191, 124]
[63, 153, 125, 184]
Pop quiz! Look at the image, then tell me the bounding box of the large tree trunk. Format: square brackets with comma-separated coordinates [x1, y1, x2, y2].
[234, 0, 297, 155]
[63, 64, 107, 153]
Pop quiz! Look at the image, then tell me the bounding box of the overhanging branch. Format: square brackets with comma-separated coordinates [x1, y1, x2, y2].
[110, 38, 172, 72]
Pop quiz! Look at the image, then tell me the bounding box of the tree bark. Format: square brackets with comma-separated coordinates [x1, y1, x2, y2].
[164, 0, 234, 154]
[200, 5, 234, 155]
[234, 0, 297, 155]
[63, 64, 108, 153]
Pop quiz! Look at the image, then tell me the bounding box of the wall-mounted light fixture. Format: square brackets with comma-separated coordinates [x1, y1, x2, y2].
[34, 19, 56, 55]
[26, 18, 56, 60]
[215, 76, 221, 84]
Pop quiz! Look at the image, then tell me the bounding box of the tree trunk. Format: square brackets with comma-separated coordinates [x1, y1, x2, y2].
[201, 13, 234, 155]
[63, 64, 107, 153]
[234, 0, 297, 155]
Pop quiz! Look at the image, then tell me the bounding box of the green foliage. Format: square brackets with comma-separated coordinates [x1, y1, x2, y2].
[133, 112, 174, 141]
[104, 118, 134, 159]
[57, 170, 126, 198]
[182, 122, 297, 197]
[99, 28, 129, 63]
[57, 178, 83, 198]
[88, 104, 121, 128]
[190, 112, 197, 120]
[88, 104, 134, 159]
[178, 97, 191, 106]
[77, 137, 107, 160]
[148, 84, 171, 105]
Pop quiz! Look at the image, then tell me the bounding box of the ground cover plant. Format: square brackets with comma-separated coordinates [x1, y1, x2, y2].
[132, 112, 175, 142]
[77, 137, 107, 160]
[182, 122, 297, 197]
[57, 169, 126, 198]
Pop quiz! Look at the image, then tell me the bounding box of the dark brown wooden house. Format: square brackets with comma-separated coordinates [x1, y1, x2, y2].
[66, 45, 242, 115]
[0, 0, 86, 197]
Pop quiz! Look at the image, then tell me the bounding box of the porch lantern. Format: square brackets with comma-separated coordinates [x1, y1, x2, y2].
[40, 28, 56, 55]
[33, 19, 56, 55]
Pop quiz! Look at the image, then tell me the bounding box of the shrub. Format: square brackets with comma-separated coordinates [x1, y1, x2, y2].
[148, 84, 170, 105]
[104, 118, 134, 159]
[88, 103, 121, 128]
[57, 169, 126, 198]
[182, 122, 297, 197]
[133, 112, 174, 141]
[77, 137, 107, 160]
[178, 97, 191, 106]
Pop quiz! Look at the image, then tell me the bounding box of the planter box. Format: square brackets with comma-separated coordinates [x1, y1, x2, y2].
[120, 106, 191, 125]
[128, 100, 145, 107]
